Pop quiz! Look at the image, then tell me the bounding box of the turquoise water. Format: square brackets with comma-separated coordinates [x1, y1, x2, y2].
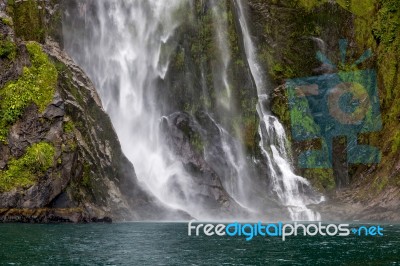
[0, 223, 399, 265]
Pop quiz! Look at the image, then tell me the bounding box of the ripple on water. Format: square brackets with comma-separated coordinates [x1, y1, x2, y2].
[0, 223, 399, 265]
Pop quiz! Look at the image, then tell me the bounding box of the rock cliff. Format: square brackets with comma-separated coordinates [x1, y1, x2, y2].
[0, 0, 187, 222]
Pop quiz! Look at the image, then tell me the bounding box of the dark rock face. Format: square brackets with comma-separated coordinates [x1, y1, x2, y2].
[0, 98, 65, 209]
[161, 111, 248, 218]
[41, 40, 188, 221]
[0, 2, 188, 222]
[161, 111, 288, 220]
[249, 0, 400, 222]
[0, 208, 112, 223]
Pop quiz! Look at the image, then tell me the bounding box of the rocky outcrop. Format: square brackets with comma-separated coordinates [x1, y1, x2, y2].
[1, 0, 398, 223]
[161, 111, 288, 220]
[0, 208, 112, 223]
[0, 0, 188, 222]
[161, 112, 248, 218]
[249, 0, 400, 221]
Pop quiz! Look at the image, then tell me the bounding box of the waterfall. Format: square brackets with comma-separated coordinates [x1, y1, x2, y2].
[62, 0, 323, 221]
[234, 0, 323, 221]
[210, 0, 232, 109]
[206, 1, 256, 211]
[62, 0, 215, 219]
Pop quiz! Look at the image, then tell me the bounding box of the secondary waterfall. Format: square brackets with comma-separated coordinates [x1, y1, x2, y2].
[235, 0, 323, 220]
[63, 0, 322, 221]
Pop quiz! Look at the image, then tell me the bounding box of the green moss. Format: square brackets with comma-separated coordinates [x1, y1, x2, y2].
[173, 49, 185, 70]
[391, 131, 400, 153]
[336, 0, 376, 16]
[271, 89, 291, 127]
[271, 63, 295, 80]
[373, 0, 400, 109]
[63, 120, 75, 134]
[0, 38, 17, 60]
[348, 0, 400, 195]
[82, 164, 91, 188]
[372, 0, 399, 46]
[0, 142, 55, 192]
[190, 132, 204, 154]
[303, 168, 336, 192]
[9, 0, 45, 42]
[297, 0, 376, 14]
[297, 0, 327, 11]
[1, 17, 13, 26]
[373, 176, 389, 193]
[288, 89, 320, 140]
[257, 1, 348, 84]
[62, 138, 77, 153]
[0, 41, 58, 142]
[243, 118, 259, 154]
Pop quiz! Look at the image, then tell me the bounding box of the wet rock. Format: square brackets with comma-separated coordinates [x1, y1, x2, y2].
[0, 208, 112, 223]
[0, 6, 189, 222]
[161, 112, 248, 218]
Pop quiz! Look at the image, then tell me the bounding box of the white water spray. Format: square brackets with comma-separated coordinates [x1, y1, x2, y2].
[210, 0, 232, 109]
[63, 0, 224, 219]
[234, 0, 323, 221]
[63, 0, 323, 221]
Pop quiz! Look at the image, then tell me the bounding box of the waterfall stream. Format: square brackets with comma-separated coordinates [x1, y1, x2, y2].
[63, 0, 210, 218]
[234, 0, 323, 220]
[63, 0, 322, 221]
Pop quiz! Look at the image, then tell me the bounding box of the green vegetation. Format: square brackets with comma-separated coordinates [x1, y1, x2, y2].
[392, 132, 400, 154]
[0, 142, 55, 192]
[242, 117, 259, 155]
[0, 42, 58, 142]
[271, 63, 295, 81]
[374, 0, 400, 45]
[287, 88, 320, 140]
[173, 49, 185, 71]
[297, 0, 327, 11]
[167, 1, 260, 156]
[8, 0, 46, 42]
[1, 17, 13, 26]
[366, 0, 400, 190]
[63, 120, 75, 134]
[190, 131, 204, 154]
[296, 0, 375, 15]
[372, 176, 389, 193]
[288, 0, 400, 192]
[82, 164, 91, 188]
[0, 37, 17, 60]
[303, 168, 336, 192]
[258, 0, 348, 84]
[271, 89, 291, 128]
[336, 0, 376, 16]
[373, 0, 400, 108]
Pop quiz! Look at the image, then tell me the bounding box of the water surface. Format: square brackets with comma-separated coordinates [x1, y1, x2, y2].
[0, 223, 399, 265]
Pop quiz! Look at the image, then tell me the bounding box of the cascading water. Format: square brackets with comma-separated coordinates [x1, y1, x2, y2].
[63, 0, 322, 221]
[234, 0, 323, 221]
[210, 0, 232, 110]
[63, 0, 216, 219]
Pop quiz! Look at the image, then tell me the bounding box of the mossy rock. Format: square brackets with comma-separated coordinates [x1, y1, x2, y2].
[0, 142, 55, 192]
[0, 41, 58, 142]
[7, 0, 46, 42]
[0, 37, 17, 60]
[303, 168, 336, 192]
